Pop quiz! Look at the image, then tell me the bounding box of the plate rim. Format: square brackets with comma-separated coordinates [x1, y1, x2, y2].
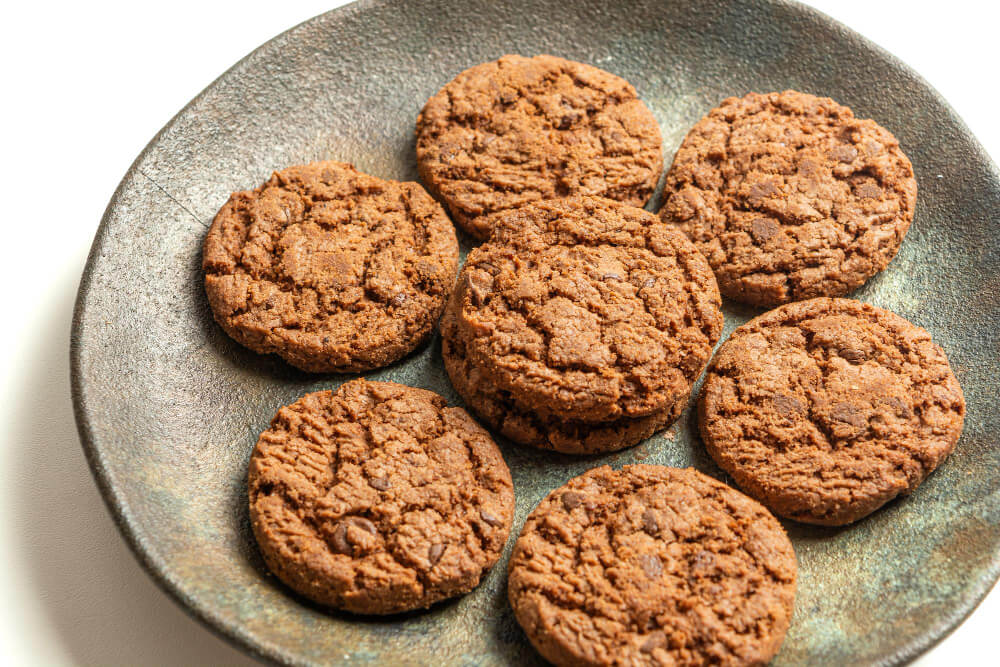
[70, 0, 1000, 664]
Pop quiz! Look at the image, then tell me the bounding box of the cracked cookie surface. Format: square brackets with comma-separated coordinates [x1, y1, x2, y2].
[203, 161, 458, 372]
[508, 465, 796, 666]
[248, 379, 514, 614]
[659, 91, 916, 307]
[698, 298, 965, 526]
[416, 55, 663, 239]
[441, 297, 682, 454]
[449, 197, 722, 424]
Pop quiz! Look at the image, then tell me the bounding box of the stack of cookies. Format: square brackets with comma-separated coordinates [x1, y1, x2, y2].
[417, 55, 724, 454]
[199, 52, 965, 666]
[440, 196, 723, 454]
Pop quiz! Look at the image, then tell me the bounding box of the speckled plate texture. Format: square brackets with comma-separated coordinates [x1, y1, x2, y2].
[71, 0, 1000, 664]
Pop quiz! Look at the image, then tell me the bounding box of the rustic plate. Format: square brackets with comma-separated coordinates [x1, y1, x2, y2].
[71, 0, 1000, 664]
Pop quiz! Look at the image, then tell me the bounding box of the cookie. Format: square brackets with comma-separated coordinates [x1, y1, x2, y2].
[203, 161, 458, 372]
[441, 297, 683, 454]
[699, 298, 965, 526]
[508, 465, 797, 666]
[248, 379, 515, 614]
[416, 55, 663, 239]
[448, 197, 723, 424]
[659, 91, 917, 307]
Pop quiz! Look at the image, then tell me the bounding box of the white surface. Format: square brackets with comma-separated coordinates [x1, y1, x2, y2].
[0, 0, 996, 664]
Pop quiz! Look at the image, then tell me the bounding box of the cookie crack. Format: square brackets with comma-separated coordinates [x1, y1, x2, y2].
[139, 170, 208, 228]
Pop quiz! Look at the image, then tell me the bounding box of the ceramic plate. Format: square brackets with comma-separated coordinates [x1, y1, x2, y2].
[72, 0, 1000, 664]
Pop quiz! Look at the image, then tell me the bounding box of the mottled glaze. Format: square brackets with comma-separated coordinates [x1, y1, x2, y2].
[72, 0, 1000, 664]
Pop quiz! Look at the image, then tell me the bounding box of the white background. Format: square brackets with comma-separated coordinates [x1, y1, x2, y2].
[1, 1, 996, 664]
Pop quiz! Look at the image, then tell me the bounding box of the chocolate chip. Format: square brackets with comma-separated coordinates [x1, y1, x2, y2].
[466, 271, 493, 305]
[639, 553, 662, 579]
[641, 631, 667, 653]
[428, 543, 446, 566]
[855, 182, 883, 199]
[882, 395, 912, 418]
[561, 491, 583, 510]
[829, 144, 858, 163]
[349, 516, 377, 534]
[331, 522, 352, 555]
[771, 394, 803, 417]
[747, 180, 779, 203]
[749, 218, 779, 243]
[368, 477, 390, 491]
[831, 402, 867, 428]
[330, 516, 378, 556]
[641, 509, 659, 535]
[838, 348, 866, 363]
[480, 509, 502, 527]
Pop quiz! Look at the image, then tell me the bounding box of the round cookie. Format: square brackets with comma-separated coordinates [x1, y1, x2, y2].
[248, 379, 514, 614]
[449, 197, 723, 424]
[659, 90, 917, 307]
[203, 161, 459, 372]
[441, 298, 682, 454]
[416, 54, 663, 239]
[508, 465, 797, 666]
[698, 298, 965, 526]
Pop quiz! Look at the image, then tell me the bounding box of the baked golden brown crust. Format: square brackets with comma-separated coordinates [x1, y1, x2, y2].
[698, 298, 965, 525]
[508, 465, 797, 666]
[659, 91, 916, 307]
[203, 161, 458, 372]
[417, 55, 663, 239]
[248, 379, 514, 614]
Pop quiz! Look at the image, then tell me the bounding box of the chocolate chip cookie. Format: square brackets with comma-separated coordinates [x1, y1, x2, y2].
[248, 379, 514, 614]
[448, 197, 723, 425]
[659, 91, 917, 307]
[441, 297, 683, 454]
[203, 161, 459, 372]
[416, 55, 663, 239]
[699, 298, 965, 526]
[508, 465, 797, 666]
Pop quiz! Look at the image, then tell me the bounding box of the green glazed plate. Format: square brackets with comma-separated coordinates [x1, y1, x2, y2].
[72, 0, 1000, 664]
